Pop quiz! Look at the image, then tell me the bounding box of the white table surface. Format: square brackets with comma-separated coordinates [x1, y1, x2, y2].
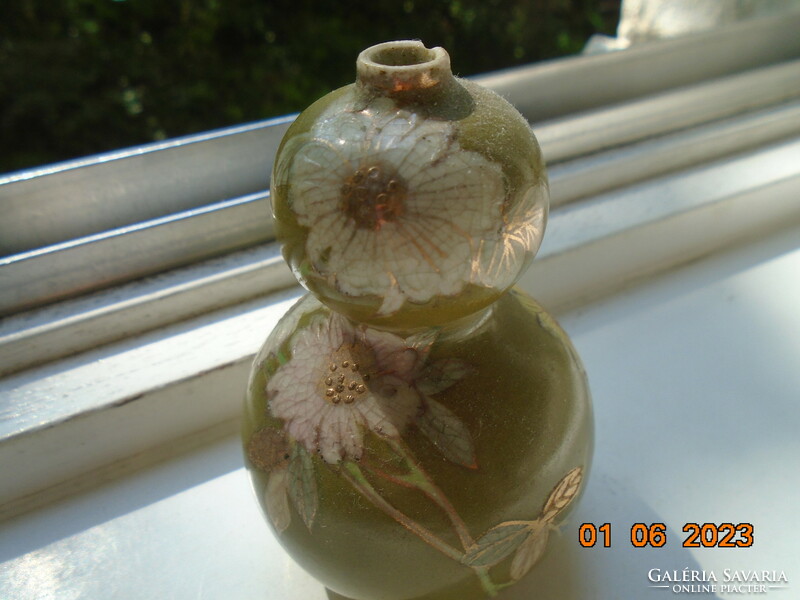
[2, 224, 799, 600]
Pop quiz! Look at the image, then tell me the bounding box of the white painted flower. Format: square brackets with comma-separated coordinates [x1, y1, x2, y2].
[267, 312, 424, 463]
[284, 99, 505, 314]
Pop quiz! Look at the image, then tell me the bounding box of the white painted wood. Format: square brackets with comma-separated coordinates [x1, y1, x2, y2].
[1, 225, 798, 599]
[548, 99, 800, 206]
[0, 192, 275, 316]
[1, 136, 798, 516]
[0, 290, 300, 513]
[0, 117, 293, 256]
[535, 59, 800, 163]
[479, 8, 800, 121]
[616, 0, 800, 44]
[527, 139, 800, 310]
[4, 14, 800, 318]
[1, 18, 800, 592]
[3, 10, 798, 254]
[0, 244, 294, 377]
[4, 103, 800, 376]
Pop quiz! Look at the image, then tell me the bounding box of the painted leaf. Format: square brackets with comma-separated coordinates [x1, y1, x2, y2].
[461, 522, 531, 568]
[510, 526, 549, 580]
[542, 466, 583, 523]
[418, 358, 471, 395]
[287, 443, 318, 531]
[264, 468, 291, 533]
[416, 397, 477, 468]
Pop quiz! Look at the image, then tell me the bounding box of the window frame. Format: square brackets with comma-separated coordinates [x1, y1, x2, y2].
[2, 12, 800, 519]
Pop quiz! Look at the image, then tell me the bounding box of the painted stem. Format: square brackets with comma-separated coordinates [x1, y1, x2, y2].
[361, 457, 476, 551]
[476, 569, 501, 597]
[376, 439, 507, 596]
[383, 436, 475, 549]
[343, 460, 507, 598]
[341, 462, 463, 562]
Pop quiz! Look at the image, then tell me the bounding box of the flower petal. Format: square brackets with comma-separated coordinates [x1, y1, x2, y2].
[318, 227, 392, 295]
[378, 282, 406, 315]
[290, 143, 352, 222]
[326, 312, 352, 350]
[315, 110, 370, 150]
[339, 409, 365, 460]
[374, 114, 452, 172]
[361, 327, 419, 379]
[284, 98, 508, 313]
[265, 312, 426, 463]
[405, 152, 504, 236]
[377, 218, 472, 301]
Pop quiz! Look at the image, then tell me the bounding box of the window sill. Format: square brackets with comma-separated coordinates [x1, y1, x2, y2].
[1, 15, 800, 590]
[2, 133, 799, 517]
[1, 221, 798, 598]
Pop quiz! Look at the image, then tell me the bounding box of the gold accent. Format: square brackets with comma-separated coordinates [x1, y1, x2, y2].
[318, 342, 379, 405]
[340, 162, 407, 231]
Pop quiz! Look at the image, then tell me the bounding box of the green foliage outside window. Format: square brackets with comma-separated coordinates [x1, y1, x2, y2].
[0, 0, 618, 174]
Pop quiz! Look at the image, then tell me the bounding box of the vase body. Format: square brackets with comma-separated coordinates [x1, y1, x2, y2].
[243, 41, 593, 600]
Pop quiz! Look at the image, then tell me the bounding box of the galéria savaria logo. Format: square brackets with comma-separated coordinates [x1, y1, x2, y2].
[648, 569, 790, 594]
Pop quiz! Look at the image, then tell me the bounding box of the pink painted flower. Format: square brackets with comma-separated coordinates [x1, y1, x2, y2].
[267, 313, 425, 464]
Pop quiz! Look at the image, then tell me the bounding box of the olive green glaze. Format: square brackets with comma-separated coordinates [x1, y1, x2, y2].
[246, 40, 592, 600]
[243, 290, 592, 600]
[270, 41, 548, 330]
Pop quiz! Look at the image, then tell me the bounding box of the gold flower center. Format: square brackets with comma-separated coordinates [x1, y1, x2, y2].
[340, 163, 407, 231]
[320, 344, 375, 405]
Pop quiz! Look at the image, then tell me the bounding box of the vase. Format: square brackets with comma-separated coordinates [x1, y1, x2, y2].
[243, 41, 592, 600]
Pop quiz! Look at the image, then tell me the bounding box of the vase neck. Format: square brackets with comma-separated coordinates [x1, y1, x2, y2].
[355, 40, 457, 102]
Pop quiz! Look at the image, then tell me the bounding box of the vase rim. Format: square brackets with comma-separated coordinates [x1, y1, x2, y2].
[356, 40, 453, 95]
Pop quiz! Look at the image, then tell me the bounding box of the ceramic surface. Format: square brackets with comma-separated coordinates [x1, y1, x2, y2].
[243, 40, 592, 600]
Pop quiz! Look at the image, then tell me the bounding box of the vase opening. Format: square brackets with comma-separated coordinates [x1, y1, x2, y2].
[356, 40, 453, 95]
[367, 43, 436, 67]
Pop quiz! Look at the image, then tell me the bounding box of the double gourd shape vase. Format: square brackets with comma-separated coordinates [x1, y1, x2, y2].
[243, 41, 592, 600]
